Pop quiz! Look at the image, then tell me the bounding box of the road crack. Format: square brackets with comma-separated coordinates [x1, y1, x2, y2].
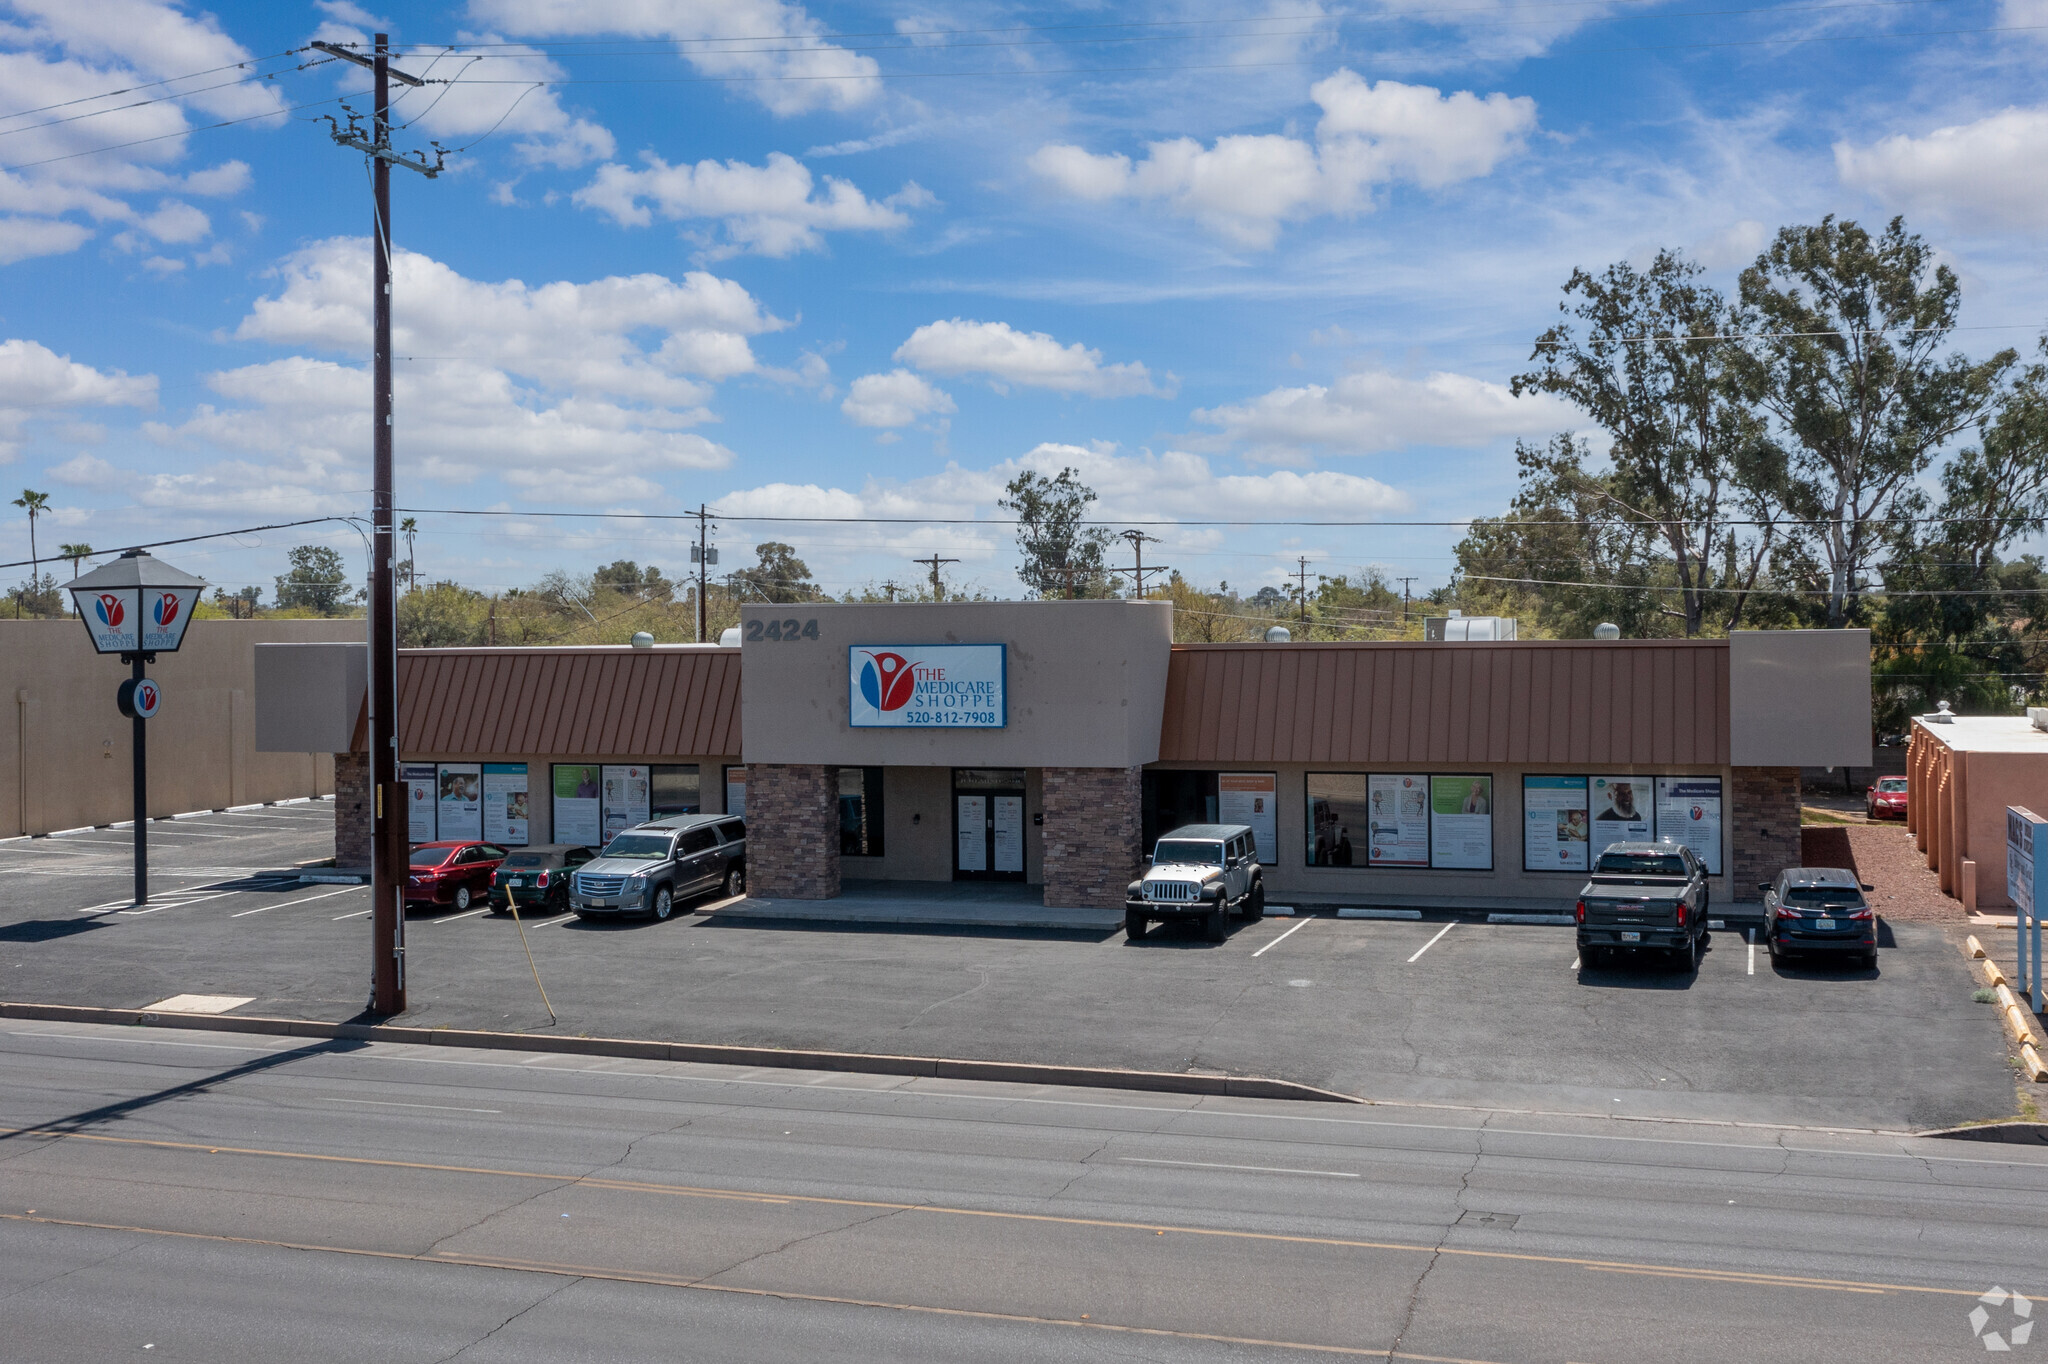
[691, 1203, 916, 1286]
[1384, 1113, 1488, 1361]
[901, 967, 990, 1030]
[432, 1274, 580, 1362]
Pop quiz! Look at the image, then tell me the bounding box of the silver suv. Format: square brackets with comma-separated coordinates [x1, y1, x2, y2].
[570, 814, 746, 921]
[1124, 823, 1265, 943]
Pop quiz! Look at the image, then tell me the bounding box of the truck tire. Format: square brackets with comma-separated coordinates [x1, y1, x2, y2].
[1125, 911, 1148, 941]
[1672, 934, 1696, 972]
[1204, 908, 1227, 943]
[1240, 882, 1265, 922]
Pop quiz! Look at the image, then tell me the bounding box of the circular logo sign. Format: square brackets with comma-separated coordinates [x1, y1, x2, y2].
[132, 678, 160, 719]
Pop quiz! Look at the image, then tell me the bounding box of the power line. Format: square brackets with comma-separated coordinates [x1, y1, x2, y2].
[1459, 571, 2048, 597]
[0, 47, 306, 121]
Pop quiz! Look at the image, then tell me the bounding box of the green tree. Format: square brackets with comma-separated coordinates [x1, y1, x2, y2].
[11, 488, 48, 619]
[728, 542, 818, 604]
[592, 559, 673, 600]
[398, 517, 418, 592]
[998, 467, 1111, 598]
[1736, 216, 2016, 627]
[274, 544, 357, 615]
[398, 580, 493, 647]
[1513, 250, 1786, 635]
[55, 542, 91, 616]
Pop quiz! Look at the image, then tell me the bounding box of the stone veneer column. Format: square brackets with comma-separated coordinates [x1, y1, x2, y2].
[1731, 766, 1800, 896]
[1041, 766, 1143, 910]
[745, 764, 841, 899]
[334, 750, 371, 870]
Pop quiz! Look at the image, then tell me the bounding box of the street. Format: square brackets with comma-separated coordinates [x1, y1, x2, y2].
[3, 1017, 2044, 1362]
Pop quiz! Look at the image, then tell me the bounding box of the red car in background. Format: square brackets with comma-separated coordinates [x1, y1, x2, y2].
[406, 841, 509, 911]
[1867, 776, 1908, 820]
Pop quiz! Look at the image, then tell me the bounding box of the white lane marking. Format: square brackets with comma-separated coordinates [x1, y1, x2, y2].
[1748, 928, 1755, 976]
[1570, 956, 1580, 970]
[1407, 922, 1456, 963]
[333, 909, 371, 920]
[1120, 1157, 1358, 1178]
[309, 1096, 500, 1114]
[435, 907, 492, 923]
[1251, 918, 1311, 957]
[230, 887, 361, 918]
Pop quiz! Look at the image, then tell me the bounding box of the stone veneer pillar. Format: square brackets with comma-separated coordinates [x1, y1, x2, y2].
[745, 763, 841, 899]
[1731, 766, 1800, 896]
[1041, 765, 1143, 910]
[334, 750, 371, 870]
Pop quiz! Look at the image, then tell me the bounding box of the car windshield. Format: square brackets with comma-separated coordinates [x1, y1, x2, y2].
[1154, 840, 1223, 866]
[408, 847, 455, 867]
[502, 853, 548, 868]
[600, 833, 672, 859]
[1785, 886, 1864, 906]
[1877, 778, 1907, 792]
[1594, 852, 1687, 875]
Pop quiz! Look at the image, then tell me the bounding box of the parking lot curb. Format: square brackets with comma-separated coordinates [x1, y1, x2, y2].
[0, 1001, 1364, 1105]
[1922, 1121, 2048, 1145]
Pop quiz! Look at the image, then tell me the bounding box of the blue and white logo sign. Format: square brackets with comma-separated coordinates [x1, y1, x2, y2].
[849, 644, 1006, 728]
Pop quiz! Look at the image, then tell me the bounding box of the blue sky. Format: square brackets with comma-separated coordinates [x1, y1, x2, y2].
[1, 0, 2044, 602]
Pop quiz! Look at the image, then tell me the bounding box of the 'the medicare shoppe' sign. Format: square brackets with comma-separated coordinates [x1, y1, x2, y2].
[849, 644, 1006, 728]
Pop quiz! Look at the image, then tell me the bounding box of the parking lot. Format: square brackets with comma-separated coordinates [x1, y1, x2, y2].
[0, 806, 2014, 1131]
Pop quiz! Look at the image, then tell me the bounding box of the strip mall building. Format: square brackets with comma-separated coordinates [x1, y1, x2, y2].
[256, 601, 1873, 910]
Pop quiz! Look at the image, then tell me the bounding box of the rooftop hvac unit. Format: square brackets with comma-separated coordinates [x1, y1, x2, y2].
[1423, 615, 1518, 641]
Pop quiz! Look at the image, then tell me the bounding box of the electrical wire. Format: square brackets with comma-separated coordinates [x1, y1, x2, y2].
[0, 87, 363, 174]
[0, 516, 360, 572]
[0, 63, 317, 143]
[0, 48, 306, 122]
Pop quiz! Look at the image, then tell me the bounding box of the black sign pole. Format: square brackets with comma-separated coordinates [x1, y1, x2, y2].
[131, 651, 146, 907]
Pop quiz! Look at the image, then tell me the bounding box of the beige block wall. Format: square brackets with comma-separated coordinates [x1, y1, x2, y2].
[2, 619, 359, 836]
[840, 766, 1046, 884]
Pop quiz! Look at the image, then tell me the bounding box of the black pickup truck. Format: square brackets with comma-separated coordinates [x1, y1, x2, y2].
[1575, 841, 1710, 971]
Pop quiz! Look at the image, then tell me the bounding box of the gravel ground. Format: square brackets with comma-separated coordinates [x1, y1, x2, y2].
[1798, 820, 1967, 924]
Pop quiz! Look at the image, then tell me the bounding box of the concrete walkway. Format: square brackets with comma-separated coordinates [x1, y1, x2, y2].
[709, 879, 1124, 931]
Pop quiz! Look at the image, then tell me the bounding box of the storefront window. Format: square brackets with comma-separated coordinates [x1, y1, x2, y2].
[839, 766, 884, 856]
[1143, 770, 1218, 852]
[1305, 773, 1368, 866]
[650, 764, 701, 819]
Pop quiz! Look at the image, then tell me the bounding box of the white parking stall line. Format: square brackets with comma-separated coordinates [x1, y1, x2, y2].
[1570, 955, 1580, 971]
[1748, 928, 1755, 975]
[436, 907, 491, 923]
[333, 909, 371, 920]
[230, 886, 362, 918]
[1407, 922, 1456, 963]
[1251, 918, 1311, 958]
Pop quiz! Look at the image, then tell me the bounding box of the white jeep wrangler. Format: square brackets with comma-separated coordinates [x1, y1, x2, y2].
[1124, 823, 1265, 943]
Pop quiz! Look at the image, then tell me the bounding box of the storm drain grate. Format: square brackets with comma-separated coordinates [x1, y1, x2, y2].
[1456, 1211, 1519, 1231]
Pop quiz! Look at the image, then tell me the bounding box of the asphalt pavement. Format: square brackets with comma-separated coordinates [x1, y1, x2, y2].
[2, 1019, 2045, 1362]
[0, 806, 2017, 1130]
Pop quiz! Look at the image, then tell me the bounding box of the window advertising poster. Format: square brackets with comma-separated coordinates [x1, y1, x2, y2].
[602, 764, 650, 840]
[436, 763, 482, 841]
[1523, 776, 1590, 872]
[1365, 773, 1430, 868]
[1218, 772, 1278, 864]
[1429, 775, 1493, 870]
[482, 763, 529, 845]
[552, 764, 602, 848]
[1590, 776, 1653, 853]
[725, 766, 747, 819]
[1654, 777, 1724, 874]
[1305, 773, 1367, 866]
[403, 764, 437, 843]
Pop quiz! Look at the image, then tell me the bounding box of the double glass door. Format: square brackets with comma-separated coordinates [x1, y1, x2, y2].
[953, 768, 1026, 881]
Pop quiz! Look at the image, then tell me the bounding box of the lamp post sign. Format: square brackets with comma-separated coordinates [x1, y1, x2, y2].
[68, 550, 207, 907]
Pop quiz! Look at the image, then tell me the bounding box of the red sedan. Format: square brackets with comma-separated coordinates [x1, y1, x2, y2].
[405, 841, 509, 911]
[1867, 776, 1908, 820]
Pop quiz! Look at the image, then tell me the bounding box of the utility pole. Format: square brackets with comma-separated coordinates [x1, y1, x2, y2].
[913, 553, 958, 601]
[690, 504, 718, 642]
[881, 580, 901, 602]
[1117, 529, 1168, 600]
[1296, 556, 1311, 625]
[1397, 576, 1417, 626]
[314, 34, 441, 1017]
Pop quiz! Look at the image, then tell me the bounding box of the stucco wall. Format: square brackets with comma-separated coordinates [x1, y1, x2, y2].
[2, 619, 355, 836]
[738, 600, 1172, 769]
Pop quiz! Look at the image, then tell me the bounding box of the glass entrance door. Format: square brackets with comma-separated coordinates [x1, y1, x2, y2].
[953, 769, 1027, 881]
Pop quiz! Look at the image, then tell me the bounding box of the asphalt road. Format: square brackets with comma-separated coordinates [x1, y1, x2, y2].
[0, 806, 2017, 1130]
[2, 1019, 2045, 1362]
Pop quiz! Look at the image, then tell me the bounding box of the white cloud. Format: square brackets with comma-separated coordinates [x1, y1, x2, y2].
[575, 152, 917, 258]
[1835, 106, 2048, 233]
[466, 0, 882, 116]
[46, 451, 117, 484]
[841, 369, 955, 428]
[1030, 70, 1537, 247]
[0, 216, 93, 264]
[1191, 366, 1578, 462]
[893, 319, 1171, 398]
[0, 336, 156, 461]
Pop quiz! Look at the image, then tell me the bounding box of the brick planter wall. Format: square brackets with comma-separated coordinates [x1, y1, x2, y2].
[746, 763, 841, 899]
[1732, 766, 1800, 895]
[335, 750, 371, 869]
[1042, 765, 1143, 910]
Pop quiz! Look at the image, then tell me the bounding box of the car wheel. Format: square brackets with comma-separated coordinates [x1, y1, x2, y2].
[1241, 882, 1265, 922]
[724, 865, 746, 899]
[452, 885, 471, 912]
[651, 886, 673, 921]
[1672, 936, 1696, 972]
[489, 900, 507, 915]
[1125, 911, 1148, 941]
[1204, 908, 1227, 943]
[1862, 951, 1879, 969]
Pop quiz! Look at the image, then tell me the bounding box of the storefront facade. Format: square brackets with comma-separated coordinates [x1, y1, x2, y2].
[259, 602, 1871, 910]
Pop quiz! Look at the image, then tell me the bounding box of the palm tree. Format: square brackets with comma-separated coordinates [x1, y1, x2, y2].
[57, 543, 92, 615]
[399, 516, 418, 592]
[11, 489, 48, 619]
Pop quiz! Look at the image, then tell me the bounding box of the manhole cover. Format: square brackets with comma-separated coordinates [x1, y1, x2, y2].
[1456, 1211, 1519, 1230]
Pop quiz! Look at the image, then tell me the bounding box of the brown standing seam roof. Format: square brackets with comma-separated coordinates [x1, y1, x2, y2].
[1157, 640, 1730, 767]
[353, 648, 742, 757]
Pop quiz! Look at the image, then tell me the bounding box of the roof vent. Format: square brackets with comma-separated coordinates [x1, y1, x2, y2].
[718, 627, 741, 647]
[2031, 707, 2048, 732]
[1594, 622, 1621, 640]
[1424, 615, 1517, 641]
[1265, 625, 1292, 643]
[1923, 699, 1954, 724]
[630, 631, 654, 649]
